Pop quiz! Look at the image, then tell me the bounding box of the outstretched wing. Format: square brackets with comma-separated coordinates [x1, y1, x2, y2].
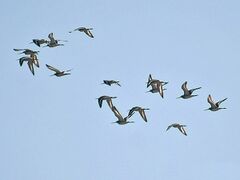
[106, 99, 114, 110]
[216, 98, 227, 107]
[207, 95, 216, 108]
[84, 29, 94, 38]
[157, 82, 164, 98]
[181, 81, 189, 95]
[147, 74, 153, 87]
[48, 33, 55, 42]
[112, 106, 124, 121]
[166, 124, 173, 131]
[13, 48, 25, 52]
[139, 109, 147, 122]
[98, 97, 104, 108]
[179, 126, 187, 136]
[27, 61, 35, 75]
[46, 64, 61, 73]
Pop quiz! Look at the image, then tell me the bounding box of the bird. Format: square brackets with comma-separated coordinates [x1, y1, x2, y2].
[13, 48, 39, 55]
[69, 27, 94, 38]
[101, 80, 121, 87]
[177, 81, 201, 99]
[147, 74, 168, 88]
[146, 74, 168, 98]
[128, 106, 149, 122]
[97, 96, 117, 110]
[205, 95, 227, 111]
[31, 39, 48, 47]
[44, 33, 66, 47]
[166, 123, 187, 136]
[147, 80, 165, 98]
[111, 106, 134, 125]
[18, 54, 39, 75]
[46, 64, 71, 77]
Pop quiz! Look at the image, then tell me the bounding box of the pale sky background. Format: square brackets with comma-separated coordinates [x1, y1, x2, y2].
[0, 0, 240, 180]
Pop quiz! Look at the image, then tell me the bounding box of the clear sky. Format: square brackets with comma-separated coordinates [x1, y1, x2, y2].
[1, 0, 240, 180]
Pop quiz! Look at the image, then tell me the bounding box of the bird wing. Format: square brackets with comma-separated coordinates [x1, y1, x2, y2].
[157, 82, 164, 98]
[112, 106, 124, 121]
[103, 80, 111, 86]
[84, 29, 94, 38]
[116, 81, 121, 86]
[181, 81, 190, 95]
[98, 97, 104, 108]
[33, 59, 39, 68]
[147, 74, 153, 87]
[207, 95, 217, 108]
[166, 124, 173, 131]
[46, 64, 61, 73]
[48, 33, 55, 42]
[13, 48, 25, 52]
[106, 99, 114, 110]
[139, 109, 147, 122]
[32, 39, 41, 47]
[27, 61, 35, 75]
[216, 98, 227, 106]
[178, 126, 187, 136]
[19, 57, 30, 66]
[189, 87, 201, 94]
[128, 107, 138, 117]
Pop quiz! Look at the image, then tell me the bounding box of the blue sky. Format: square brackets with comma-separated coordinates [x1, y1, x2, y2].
[1, 0, 240, 180]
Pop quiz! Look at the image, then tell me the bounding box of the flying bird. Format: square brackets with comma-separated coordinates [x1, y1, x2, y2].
[31, 39, 48, 47]
[205, 95, 227, 111]
[13, 48, 39, 55]
[44, 33, 66, 47]
[146, 74, 168, 98]
[111, 106, 134, 125]
[18, 54, 39, 75]
[97, 96, 117, 110]
[128, 106, 149, 122]
[177, 81, 201, 99]
[46, 64, 71, 77]
[101, 80, 121, 87]
[69, 27, 94, 38]
[166, 123, 187, 136]
[147, 74, 168, 88]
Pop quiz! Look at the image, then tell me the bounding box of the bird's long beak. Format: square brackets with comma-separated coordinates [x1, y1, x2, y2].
[204, 108, 209, 111]
[176, 96, 181, 99]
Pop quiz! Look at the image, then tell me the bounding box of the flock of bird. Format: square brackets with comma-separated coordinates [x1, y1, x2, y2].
[14, 27, 94, 76]
[98, 74, 227, 136]
[14, 26, 228, 136]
